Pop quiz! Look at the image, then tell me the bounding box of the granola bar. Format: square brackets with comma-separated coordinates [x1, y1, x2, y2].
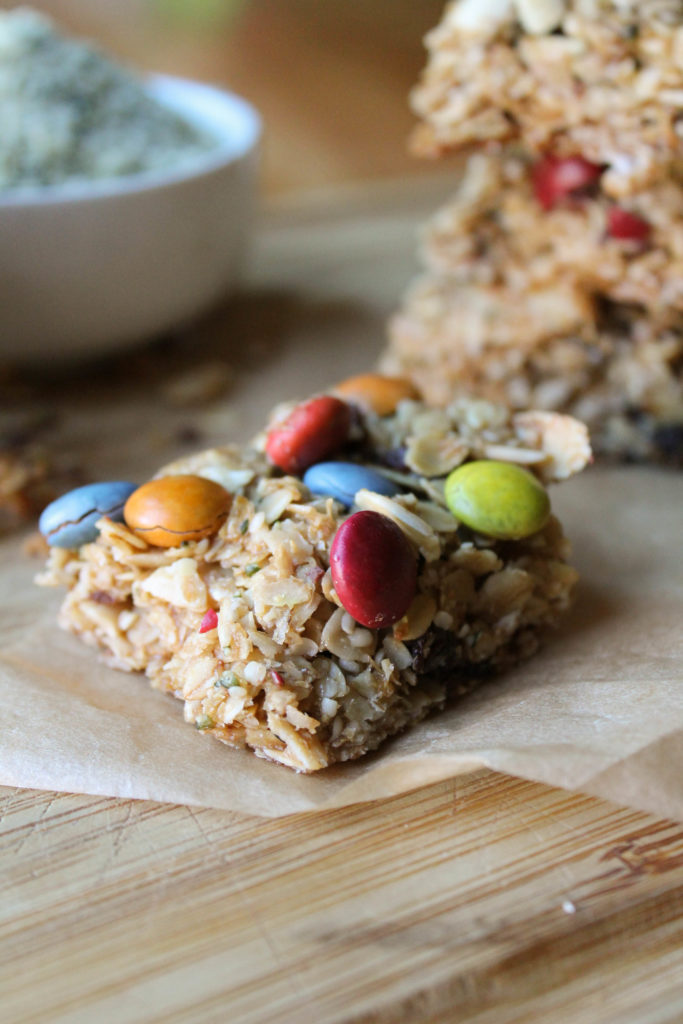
[381, 1, 683, 464]
[381, 155, 683, 463]
[411, 0, 683, 196]
[38, 386, 590, 772]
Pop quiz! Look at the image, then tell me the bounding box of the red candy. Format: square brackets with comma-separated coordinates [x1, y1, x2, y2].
[199, 608, 218, 633]
[607, 206, 651, 242]
[532, 155, 603, 210]
[330, 510, 417, 630]
[265, 396, 352, 475]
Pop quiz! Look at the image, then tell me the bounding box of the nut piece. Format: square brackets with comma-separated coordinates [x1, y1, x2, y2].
[514, 0, 565, 34]
[354, 489, 443, 562]
[512, 412, 591, 481]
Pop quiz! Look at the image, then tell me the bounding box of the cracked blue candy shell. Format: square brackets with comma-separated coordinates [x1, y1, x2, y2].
[39, 481, 137, 547]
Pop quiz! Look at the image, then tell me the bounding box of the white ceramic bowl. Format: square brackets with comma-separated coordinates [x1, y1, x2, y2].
[0, 75, 261, 363]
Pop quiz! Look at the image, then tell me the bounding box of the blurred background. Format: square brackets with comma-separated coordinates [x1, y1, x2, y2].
[1, 0, 449, 196]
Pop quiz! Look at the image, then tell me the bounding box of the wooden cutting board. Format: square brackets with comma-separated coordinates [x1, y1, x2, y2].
[2, 179, 683, 1024]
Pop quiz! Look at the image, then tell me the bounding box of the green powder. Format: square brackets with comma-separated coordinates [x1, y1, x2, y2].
[0, 8, 217, 190]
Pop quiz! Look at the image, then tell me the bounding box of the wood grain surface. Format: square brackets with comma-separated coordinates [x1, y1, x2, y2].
[2, 178, 683, 1023]
[3, 775, 683, 1024]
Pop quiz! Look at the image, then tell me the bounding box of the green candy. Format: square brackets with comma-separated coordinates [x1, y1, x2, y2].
[444, 460, 551, 540]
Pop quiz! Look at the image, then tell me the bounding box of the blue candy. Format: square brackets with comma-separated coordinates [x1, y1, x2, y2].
[39, 481, 137, 548]
[303, 462, 400, 508]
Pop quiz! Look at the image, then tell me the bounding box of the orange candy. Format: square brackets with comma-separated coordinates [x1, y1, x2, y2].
[333, 373, 420, 416]
[124, 475, 231, 547]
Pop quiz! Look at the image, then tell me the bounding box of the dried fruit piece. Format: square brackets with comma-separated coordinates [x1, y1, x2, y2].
[124, 475, 231, 547]
[532, 155, 602, 210]
[606, 206, 651, 242]
[329, 510, 418, 629]
[198, 608, 218, 633]
[265, 396, 352, 475]
[444, 461, 550, 540]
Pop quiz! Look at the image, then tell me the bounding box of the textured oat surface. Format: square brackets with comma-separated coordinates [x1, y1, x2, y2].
[39, 397, 589, 772]
[382, 158, 683, 462]
[382, 0, 683, 464]
[411, 0, 683, 196]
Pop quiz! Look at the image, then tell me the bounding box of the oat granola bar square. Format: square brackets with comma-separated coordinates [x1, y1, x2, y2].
[38, 382, 590, 772]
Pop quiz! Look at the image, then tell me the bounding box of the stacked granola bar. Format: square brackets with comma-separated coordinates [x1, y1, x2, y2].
[381, 0, 683, 462]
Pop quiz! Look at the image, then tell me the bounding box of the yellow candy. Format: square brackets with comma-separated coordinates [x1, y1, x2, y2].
[444, 461, 550, 540]
[124, 475, 231, 547]
[333, 373, 420, 416]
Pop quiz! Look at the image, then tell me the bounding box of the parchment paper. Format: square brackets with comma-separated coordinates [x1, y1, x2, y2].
[1, 187, 681, 820]
[1, 465, 681, 819]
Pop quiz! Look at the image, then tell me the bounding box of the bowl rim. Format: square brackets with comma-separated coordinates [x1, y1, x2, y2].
[0, 73, 261, 209]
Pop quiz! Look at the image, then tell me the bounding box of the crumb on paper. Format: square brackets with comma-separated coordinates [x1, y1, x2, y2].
[23, 530, 49, 558]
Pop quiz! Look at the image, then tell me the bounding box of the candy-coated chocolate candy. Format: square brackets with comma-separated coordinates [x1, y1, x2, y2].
[333, 373, 420, 416]
[265, 396, 351, 475]
[444, 461, 550, 540]
[124, 474, 231, 547]
[607, 206, 651, 241]
[39, 481, 137, 548]
[330, 510, 417, 629]
[532, 155, 602, 210]
[303, 461, 400, 508]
